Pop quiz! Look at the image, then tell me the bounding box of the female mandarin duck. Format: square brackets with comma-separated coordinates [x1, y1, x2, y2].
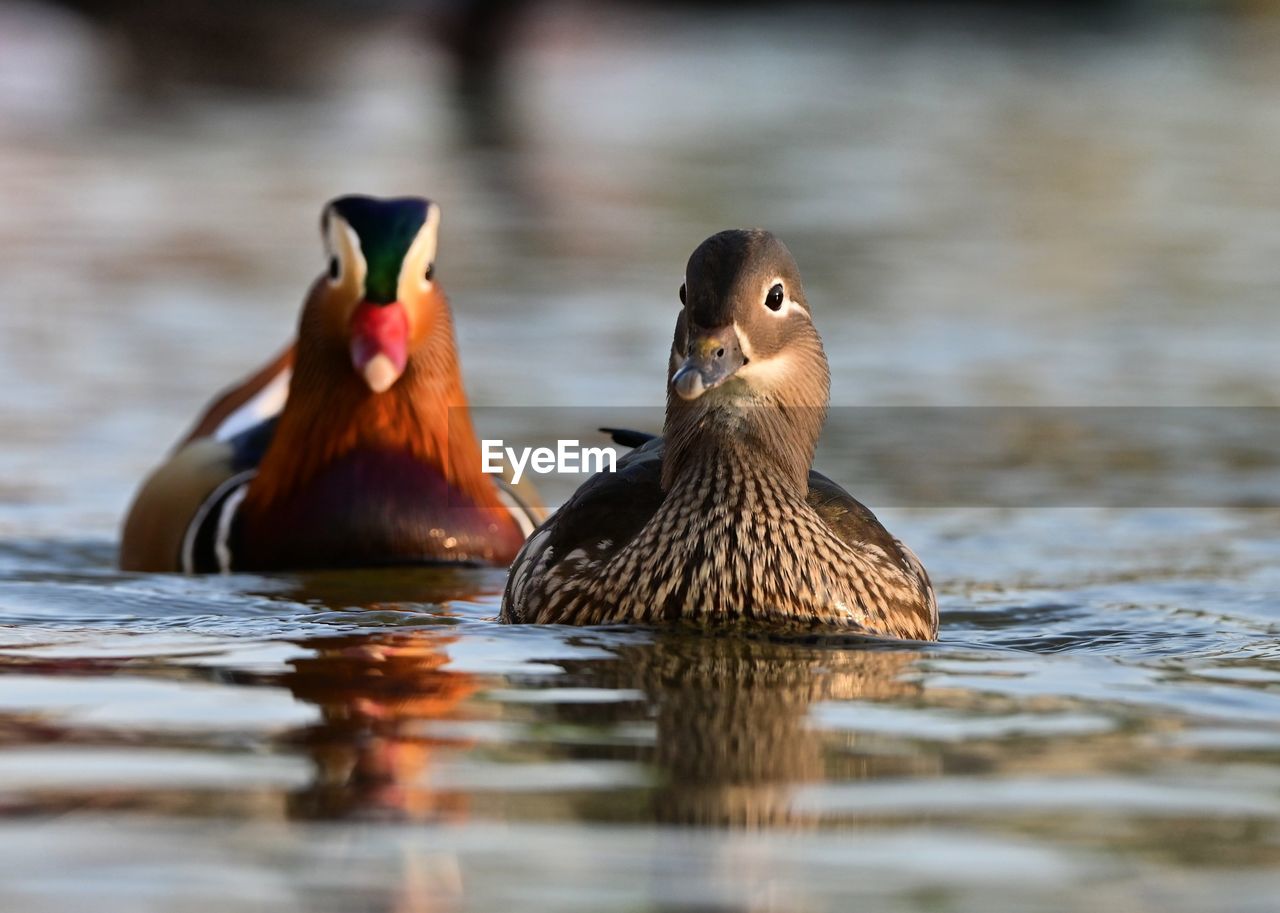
[502, 229, 937, 640]
[121, 195, 541, 573]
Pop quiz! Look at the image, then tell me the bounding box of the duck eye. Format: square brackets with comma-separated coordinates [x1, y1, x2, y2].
[327, 256, 341, 282]
[678, 283, 686, 305]
[425, 262, 436, 282]
[765, 283, 784, 311]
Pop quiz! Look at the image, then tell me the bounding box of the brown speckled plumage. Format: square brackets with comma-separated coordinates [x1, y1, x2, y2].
[502, 229, 937, 640]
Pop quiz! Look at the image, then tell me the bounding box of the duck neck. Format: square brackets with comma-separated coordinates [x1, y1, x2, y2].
[661, 398, 823, 499]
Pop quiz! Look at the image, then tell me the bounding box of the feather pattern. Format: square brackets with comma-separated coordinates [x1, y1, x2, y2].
[502, 435, 936, 639]
[501, 228, 937, 639]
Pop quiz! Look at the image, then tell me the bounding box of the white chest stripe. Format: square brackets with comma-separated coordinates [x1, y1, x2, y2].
[495, 481, 538, 537]
[180, 470, 256, 574]
[215, 485, 249, 573]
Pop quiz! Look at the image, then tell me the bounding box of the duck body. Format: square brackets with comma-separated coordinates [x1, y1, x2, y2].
[121, 195, 540, 573]
[503, 432, 935, 639]
[502, 230, 936, 640]
[223, 437, 526, 572]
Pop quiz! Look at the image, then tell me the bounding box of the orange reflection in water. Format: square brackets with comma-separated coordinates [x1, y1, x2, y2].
[282, 627, 478, 824]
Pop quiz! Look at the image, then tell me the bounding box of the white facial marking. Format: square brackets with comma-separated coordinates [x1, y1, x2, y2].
[324, 213, 366, 295]
[735, 322, 755, 361]
[734, 321, 795, 387]
[362, 353, 399, 393]
[398, 202, 442, 300]
[762, 275, 806, 319]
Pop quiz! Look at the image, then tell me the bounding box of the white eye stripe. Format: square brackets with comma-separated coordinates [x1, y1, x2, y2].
[324, 216, 365, 289]
[762, 276, 805, 318]
[399, 202, 442, 297]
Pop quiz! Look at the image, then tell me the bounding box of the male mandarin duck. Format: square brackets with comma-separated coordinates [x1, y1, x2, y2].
[502, 229, 937, 640]
[120, 195, 541, 573]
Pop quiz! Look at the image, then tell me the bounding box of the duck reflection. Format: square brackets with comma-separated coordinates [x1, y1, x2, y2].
[281, 628, 475, 822]
[271, 565, 508, 611]
[274, 599, 933, 829]
[239, 566, 502, 824]
[553, 632, 931, 827]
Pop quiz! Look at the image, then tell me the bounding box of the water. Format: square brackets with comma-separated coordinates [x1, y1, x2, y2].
[2, 4, 1280, 911]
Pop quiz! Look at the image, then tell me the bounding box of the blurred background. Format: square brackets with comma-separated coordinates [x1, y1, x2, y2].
[4, 0, 1280, 531]
[3, 3, 1280, 912]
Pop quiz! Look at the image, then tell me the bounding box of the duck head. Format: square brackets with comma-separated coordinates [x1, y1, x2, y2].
[664, 229, 831, 491]
[242, 193, 524, 554]
[310, 195, 444, 394]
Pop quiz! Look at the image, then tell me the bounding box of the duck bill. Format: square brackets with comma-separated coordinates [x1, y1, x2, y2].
[671, 325, 746, 401]
[350, 300, 409, 393]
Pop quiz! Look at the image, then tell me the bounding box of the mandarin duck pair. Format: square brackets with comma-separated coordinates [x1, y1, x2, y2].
[122, 196, 936, 641]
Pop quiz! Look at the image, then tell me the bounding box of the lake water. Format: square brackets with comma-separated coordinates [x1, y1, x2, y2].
[1, 4, 1280, 911]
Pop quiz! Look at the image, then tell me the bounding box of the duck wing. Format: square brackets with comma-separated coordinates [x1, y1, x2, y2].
[599, 427, 658, 449]
[178, 344, 294, 447]
[502, 435, 665, 621]
[119, 343, 293, 572]
[806, 470, 938, 639]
